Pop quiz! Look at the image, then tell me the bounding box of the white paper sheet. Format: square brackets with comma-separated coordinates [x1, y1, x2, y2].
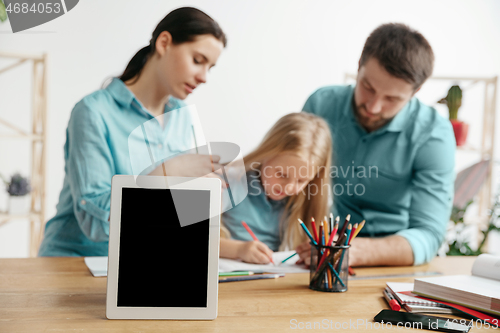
[84, 251, 308, 277]
[84, 256, 108, 277]
[218, 251, 309, 274]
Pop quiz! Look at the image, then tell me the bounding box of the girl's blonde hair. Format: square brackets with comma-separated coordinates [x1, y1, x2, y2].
[243, 112, 332, 250]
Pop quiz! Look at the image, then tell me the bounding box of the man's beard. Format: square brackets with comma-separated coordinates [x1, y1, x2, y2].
[353, 103, 392, 132]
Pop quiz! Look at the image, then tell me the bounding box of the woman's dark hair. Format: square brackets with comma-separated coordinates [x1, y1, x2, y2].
[120, 7, 227, 84]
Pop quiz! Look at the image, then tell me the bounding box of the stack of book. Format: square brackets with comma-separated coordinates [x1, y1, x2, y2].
[384, 254, 500, 321]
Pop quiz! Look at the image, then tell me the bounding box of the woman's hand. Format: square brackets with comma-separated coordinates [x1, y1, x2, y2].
[237, 241, 274, 264]
[295, 241, 312, 266]
[149, 154, 227, 187]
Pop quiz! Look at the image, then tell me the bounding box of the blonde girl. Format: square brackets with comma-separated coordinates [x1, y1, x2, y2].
[220, 112, 332, 264]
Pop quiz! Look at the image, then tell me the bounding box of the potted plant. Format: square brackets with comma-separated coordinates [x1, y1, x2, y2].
[446, 191, 500, 256]
[0, 0, 7, 23]
[438, 85, 468, 146]
[2, 173, 31, 214]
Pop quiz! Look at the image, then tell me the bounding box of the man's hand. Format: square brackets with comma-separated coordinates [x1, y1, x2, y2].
[349, 236, 414, 267]
[237, 241, 274, 264]
[295, 241, 312, 266]
[348, 237, 372, 267]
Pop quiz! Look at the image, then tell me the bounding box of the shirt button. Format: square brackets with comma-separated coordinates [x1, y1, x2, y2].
[81, 200, 86, 205]
[158, 144, 163, 149]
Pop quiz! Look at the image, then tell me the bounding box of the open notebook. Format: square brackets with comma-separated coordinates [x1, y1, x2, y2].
[219, 251, 308, 274]
[85, 251, 308, 277]
[413, 254, 500, 316]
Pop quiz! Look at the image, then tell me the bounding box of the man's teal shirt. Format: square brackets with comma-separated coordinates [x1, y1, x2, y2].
[303, 85, 456, 265]
[39, 78, 193, 256]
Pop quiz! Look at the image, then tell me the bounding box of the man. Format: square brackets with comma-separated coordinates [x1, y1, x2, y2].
[299, 23, 455, 266]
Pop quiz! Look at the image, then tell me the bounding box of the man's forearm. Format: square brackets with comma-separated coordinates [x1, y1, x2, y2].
[350, 235, 414, 267]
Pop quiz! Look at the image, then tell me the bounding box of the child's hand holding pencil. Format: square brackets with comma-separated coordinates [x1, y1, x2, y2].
[239, 221, 274, 264]
[236, 240, 274, 264]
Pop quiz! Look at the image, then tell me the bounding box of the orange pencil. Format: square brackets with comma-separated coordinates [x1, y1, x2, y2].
[241, 220, 274, 264]
[349, 220, 365, 244]
[323, 216, 329, 245]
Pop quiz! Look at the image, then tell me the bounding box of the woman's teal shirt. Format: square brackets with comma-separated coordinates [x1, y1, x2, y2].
[38, 78, 193, 256]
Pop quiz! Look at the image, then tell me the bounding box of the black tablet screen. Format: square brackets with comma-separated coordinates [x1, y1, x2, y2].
[117, 187, 211, 307]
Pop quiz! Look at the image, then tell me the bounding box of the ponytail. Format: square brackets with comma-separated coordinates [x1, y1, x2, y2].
[120, 45, 152, 84]
[119, 7, 226, 84]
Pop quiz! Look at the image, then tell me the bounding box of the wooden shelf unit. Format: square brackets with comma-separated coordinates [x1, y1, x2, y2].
[0, 52, 47, 257]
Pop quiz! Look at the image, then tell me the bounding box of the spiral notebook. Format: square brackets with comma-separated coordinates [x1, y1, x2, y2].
[386, 282, 448, 308]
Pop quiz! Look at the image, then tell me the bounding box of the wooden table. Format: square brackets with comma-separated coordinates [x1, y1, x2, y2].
[0, 257, 484, 332]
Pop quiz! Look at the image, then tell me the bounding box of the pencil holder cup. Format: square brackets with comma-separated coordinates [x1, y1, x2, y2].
[309, 244, 350, 292]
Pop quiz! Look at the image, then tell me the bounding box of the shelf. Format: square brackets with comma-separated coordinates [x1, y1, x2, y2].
[0, 53, 47, 257]
[0, 212, 42, 221]
[0, 134, 44, 141]
[457, 145, 492, 154]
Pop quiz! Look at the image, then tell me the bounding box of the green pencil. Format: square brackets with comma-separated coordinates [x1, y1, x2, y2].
[219, 271, 254, 277]
[280, 252, 298, 264]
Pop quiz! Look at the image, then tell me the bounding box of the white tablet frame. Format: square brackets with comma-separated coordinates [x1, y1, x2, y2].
[106, 175, 221, 320]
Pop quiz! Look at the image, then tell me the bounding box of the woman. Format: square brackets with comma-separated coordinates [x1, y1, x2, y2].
[39, 7, 227, 256]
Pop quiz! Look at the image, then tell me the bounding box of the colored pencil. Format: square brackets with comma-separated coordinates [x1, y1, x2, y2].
[241, 220, 274, 264]
[323, 217, 329, 246]
[318, 221, 324, 248]
[324, 218, 332, 289]
[336, 224, 351, 274]
[321, 225, 328, 289]
[241, 221, 258, 240]
[219, 271, 254, 277]
[280, 252, 298, 264]
[348, 223, 359, 244]
[345, 220, 365, 275]
[328, 217, 339, 246]
[328, 262, 345, 287]
[310, 217, 319, 243]
[329, 213, 334, 234]
[334, 214, 350, 246]
[298, 219, 317, 246]
[346, 220, 363, 277]
[219, 274, 285, 283]
[315, 217, 339, 273]
[350, 220, 365, 242]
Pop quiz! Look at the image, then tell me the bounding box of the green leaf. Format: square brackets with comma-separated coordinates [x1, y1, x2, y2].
[0, 0, 7, 23]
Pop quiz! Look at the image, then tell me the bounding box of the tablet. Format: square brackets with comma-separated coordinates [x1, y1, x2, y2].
[106, 175, 221, 320]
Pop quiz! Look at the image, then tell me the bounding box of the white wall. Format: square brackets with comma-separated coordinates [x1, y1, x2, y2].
[1, 0, 499, 257]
